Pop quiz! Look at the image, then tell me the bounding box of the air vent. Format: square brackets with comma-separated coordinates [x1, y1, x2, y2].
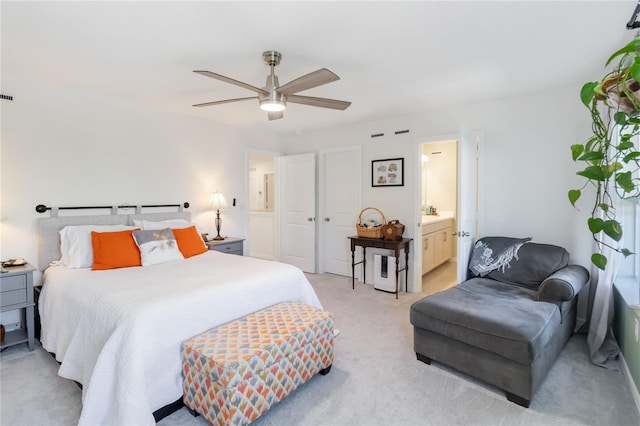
[0, 94, 14, 101]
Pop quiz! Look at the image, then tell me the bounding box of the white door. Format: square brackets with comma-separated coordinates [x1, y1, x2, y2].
[280, 153, 316, 273]
[320, 147, 361, 276]
[456, 128, 479, 282]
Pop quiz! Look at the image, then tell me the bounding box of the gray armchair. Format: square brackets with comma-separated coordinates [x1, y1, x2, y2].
[410, 237, 589, 407]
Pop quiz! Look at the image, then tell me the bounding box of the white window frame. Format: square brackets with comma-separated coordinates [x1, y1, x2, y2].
[613, 129, 639, 314]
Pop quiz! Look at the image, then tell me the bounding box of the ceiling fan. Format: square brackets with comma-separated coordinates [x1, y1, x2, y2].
[192, 50, 351, 121]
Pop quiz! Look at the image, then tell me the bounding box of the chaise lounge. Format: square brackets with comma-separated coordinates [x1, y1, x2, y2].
[410, 237, 589, 407]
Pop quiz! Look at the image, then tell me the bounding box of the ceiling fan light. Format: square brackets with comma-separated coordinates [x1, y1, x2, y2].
[260, 99, 286, 112]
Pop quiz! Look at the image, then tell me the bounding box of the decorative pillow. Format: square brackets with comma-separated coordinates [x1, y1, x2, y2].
[91, 229, 141, 270]
[172, 226, 208, 258]
[132, 228, 184, 266]
[134, 219, 190, 230]
[60, 225, 137, 268]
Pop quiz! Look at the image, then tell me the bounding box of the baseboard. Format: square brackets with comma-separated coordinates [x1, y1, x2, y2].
[620, 352, 640, 417]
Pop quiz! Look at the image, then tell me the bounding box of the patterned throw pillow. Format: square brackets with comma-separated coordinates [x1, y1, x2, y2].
[132, 228, 184, 266]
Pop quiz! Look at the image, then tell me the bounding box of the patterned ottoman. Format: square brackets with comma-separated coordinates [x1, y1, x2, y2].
[181, 302, 334, 426]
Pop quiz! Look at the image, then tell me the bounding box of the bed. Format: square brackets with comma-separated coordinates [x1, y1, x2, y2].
[36, 209, 322, 426]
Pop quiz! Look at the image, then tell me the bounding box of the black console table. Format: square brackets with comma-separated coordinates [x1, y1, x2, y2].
[348, 236, 412, 299]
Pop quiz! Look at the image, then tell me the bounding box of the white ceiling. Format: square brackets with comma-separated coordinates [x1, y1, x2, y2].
[1, 1, 636, 136]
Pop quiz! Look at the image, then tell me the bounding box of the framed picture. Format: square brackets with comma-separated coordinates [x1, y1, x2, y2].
[372, 158, 404, 187]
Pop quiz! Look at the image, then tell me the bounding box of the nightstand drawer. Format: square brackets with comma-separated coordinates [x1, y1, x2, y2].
[1, 289, 27, 307]
[215, 243, 240, 253]
[206, 238, 244, 256]
[1, 274, 26, 292]
[222, 250, 242, 255]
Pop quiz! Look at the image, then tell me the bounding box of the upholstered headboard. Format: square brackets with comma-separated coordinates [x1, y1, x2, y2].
[36, 211, 191, 271]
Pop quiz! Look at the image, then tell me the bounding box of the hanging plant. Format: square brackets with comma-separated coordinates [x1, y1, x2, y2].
[570, 38, 640, 270]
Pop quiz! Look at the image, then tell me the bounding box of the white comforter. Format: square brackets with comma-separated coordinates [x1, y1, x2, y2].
[39, 251, 322, 426]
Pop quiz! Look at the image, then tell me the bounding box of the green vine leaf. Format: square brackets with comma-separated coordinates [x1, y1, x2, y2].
[588, 217, 604, 234]
[615, 171, 635, 193]
[605, 39, 640, 66]
[568, 189, 581, 207]
[594, 84, 607, 100]
[631, 63, 640, 81]
[623, 151, 640, 163]
[598, 203, 609, 212]
[603, 163, 623, 178]
[618, 140, 635, 150]
[614, 111, 628, 125]
[591, 253, 607, 270]
[580, 82, 597, 107]
[578, 151, 604, 162]
[577, 165, 605, 181]
[571, 144, 584, 161]
[585, 136, 599, 152]
[603, 220, 623, 241]
[621, 248, 635, 257]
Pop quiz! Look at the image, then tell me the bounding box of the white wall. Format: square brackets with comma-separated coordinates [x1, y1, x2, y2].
[0, 75, 608, 284]
[0, 75, 282, 277]
[283, 85, 596, 278]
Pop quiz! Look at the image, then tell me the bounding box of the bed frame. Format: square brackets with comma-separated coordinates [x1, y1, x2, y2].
[35, 202, 190, 272]
[35, 202, 191, 421]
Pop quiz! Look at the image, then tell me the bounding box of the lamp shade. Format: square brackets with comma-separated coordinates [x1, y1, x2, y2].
[209, 192, 228, 211]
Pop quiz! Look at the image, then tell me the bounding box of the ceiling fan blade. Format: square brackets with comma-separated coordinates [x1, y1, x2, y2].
[268, 111, 284, 121]
[287, 95, 351, 110]
[277, 68, 339, 95]
[192, 96, 257, 107]
[193, 70, 268, 95]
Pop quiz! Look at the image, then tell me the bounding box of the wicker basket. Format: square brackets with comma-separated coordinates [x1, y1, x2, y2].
[355, 207, 386, 238]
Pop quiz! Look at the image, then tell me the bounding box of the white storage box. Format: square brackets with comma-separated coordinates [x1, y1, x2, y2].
[374, 254, 399, 292]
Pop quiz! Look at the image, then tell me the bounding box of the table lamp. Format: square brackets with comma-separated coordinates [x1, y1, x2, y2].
[209, 192, 227, 240]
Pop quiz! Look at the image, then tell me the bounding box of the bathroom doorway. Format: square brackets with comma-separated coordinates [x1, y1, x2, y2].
[420, 139, 458, 295]
[248, 151, 278, 260]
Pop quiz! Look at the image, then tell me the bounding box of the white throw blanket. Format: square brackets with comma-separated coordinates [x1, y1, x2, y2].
[39, 251, 322, 425]
[468, 237, 531, 277]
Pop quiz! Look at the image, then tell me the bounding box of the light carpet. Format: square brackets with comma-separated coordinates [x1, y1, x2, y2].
[1, 273, 639, 426]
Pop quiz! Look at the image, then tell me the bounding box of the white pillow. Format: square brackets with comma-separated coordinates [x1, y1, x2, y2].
[132, 228, 184, 266]
[59, 225, 137, 269]
[135, 219, 190, 230]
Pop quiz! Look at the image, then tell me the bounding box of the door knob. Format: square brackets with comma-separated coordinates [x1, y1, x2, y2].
[324, 218, 330, 222]
[307, 217, 314, 222]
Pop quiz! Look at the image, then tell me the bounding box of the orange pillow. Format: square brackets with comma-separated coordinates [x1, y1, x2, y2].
[172, 226, 208, 258]
[91, 229, 141, 270]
